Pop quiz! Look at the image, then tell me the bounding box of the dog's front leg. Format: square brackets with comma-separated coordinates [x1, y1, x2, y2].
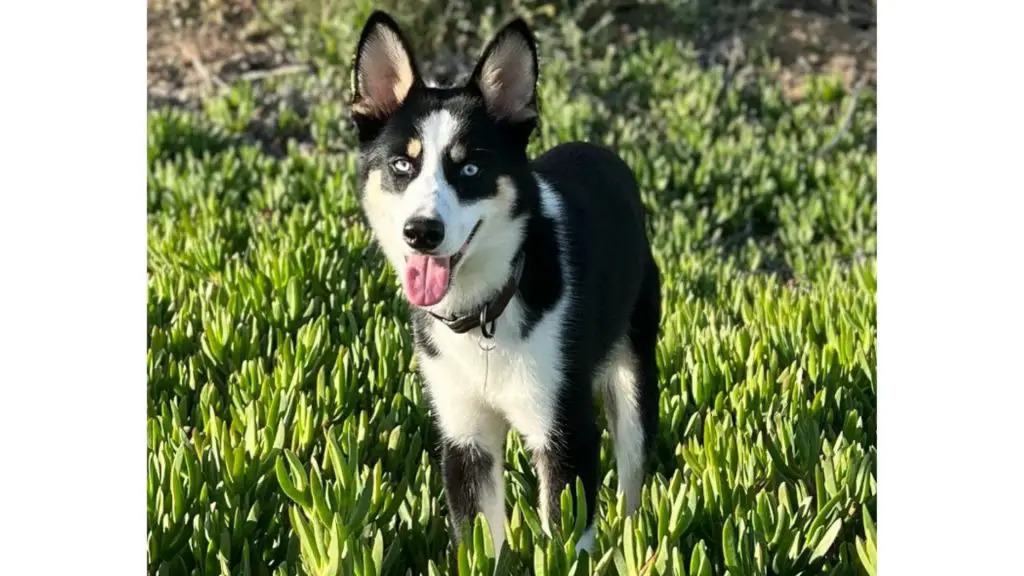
[441, 438, 505, 549]
[531, 380, 600, 554]
[431, 396, 509, 557]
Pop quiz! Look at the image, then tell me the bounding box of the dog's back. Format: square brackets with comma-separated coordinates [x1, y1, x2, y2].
[533, 141, 657, 367]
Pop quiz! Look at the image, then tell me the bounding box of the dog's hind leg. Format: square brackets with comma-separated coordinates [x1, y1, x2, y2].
[600, 258, 661, 515]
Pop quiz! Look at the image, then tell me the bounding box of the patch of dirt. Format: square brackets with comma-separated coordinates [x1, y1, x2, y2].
[147, 2, 875, 112]
[611, 1, 875, 101]
[745, 9, 875, 100]
[147, 0, 297, 110]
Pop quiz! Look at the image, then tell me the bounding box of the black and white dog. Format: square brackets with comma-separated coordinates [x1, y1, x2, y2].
[349, 11, 662, 555]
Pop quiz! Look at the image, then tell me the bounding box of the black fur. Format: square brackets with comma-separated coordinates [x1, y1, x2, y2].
[631, 260, 663, 459]
[356, 92, 538, 206]
[512, 142, 662, 537]
[441, 440, 497, 539]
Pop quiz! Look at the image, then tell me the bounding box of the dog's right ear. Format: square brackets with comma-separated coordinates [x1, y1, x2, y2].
[350, 12, 420, 131]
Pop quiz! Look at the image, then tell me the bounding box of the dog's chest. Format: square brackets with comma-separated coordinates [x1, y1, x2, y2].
[418, 300, 566, 447]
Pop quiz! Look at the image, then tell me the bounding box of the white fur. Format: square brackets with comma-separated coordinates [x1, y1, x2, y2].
[576, 525, 597, 554]
[402, 111, 470, 258]
[597, 338, 646, 514]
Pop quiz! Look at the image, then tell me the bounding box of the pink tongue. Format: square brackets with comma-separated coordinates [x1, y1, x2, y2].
[402, 255, 451, 307]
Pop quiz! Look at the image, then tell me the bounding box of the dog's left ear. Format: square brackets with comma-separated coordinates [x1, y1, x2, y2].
[470, 18, 539, 124]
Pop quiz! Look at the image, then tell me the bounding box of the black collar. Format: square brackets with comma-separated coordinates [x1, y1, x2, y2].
[428, 252, 525, 339]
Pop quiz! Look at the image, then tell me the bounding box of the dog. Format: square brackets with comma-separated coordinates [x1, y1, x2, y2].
[349, 11, 662, 556]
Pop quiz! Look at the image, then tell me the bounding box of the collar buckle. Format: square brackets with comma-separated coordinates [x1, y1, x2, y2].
[479, 306, 497, 339]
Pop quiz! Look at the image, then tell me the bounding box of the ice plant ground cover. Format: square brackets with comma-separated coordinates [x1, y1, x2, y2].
[147, 3, 876, 574]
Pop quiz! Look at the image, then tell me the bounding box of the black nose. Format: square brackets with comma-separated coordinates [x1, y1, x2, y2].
[403, 216, 445, 252]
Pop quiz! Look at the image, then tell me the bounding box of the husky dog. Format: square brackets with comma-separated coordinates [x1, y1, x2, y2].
[349, 11, 662, 555]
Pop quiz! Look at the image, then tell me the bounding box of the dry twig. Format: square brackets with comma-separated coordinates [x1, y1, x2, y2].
[239, 63, 311, 82]
[179, 41, 230, 92]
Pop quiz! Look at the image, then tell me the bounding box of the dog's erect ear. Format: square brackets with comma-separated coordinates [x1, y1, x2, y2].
[470, 18, 539, 124]
[350, 11, 420, 121]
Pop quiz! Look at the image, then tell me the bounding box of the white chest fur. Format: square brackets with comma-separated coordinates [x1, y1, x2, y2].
[418, 299, 561, 451]
[416, 183, 572, 453]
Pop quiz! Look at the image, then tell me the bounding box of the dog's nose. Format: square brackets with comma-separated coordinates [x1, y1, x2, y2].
[403, 216, 445, 252]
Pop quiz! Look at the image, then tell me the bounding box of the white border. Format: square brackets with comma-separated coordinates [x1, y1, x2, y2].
[0, 1, 145, 572]
[880, 1, 1024, 574]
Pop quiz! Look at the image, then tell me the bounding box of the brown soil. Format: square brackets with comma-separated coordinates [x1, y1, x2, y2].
[749, 9, 875, 99]
[146, 2, 875, 109]
[147, 0, 294, 110]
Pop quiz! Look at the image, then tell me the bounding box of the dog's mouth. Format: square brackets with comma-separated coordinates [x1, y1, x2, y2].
[402, 220, 482, 308]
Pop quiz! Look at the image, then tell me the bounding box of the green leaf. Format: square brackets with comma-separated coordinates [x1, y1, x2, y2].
[534, 547, 548, 576]
[612, 549, 629, 576]
[372, 530, 384, 572]
[573, 477, 587, 539]
[309, 461, 333, 526]
[863, 505, 876, 547]
[690, 541, 712, 576]
[624, 515, 638, 575]
[286, 276, 302, 321]
[284, 450, 309, 490]
[855, 506, 878, 576]
[275, 457, 311, 509]
[855, 537, 876, 576]
[324, 523, 342, 576]
[810, 518, 843, 561]
[289, 506, 321, 567]
[170, 458, 186, 522]
[722, 518, 740, 571]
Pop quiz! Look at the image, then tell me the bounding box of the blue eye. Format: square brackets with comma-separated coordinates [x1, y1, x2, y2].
[460, 164, 480, 177]
[391, 158, 413, 175]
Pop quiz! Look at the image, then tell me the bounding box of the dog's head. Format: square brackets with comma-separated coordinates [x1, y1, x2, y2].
[350, 11, 539, 313]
